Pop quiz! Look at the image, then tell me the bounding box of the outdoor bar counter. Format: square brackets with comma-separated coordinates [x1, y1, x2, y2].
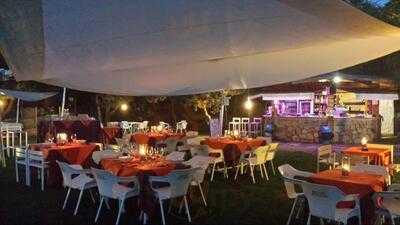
[264, 116, 381, 144]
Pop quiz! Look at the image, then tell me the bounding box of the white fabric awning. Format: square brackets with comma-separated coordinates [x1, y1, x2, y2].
[355, 93, 399, 101]
[0, 89, 57, 102]
[250, 93, 314, 101]
[1, 0, 400, 96]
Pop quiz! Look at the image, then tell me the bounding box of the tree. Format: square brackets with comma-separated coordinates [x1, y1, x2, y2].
[95, 94, 133, 123]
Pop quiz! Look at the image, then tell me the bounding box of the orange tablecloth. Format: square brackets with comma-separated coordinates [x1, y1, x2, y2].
[311, 169, 385, 225]
[30, 142, 99, 186]
[100, 157, 177, 177]
[131, 132, 185, 145]
[343, 146, 392, 166]
[101, 127, 122, 144]
[202, 137, 266, 162]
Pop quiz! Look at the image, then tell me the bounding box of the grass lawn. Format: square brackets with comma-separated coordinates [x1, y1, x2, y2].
[0, 150, 396, 225]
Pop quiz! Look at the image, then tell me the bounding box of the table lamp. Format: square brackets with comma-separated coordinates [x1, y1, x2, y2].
[341, 155, 350, 176]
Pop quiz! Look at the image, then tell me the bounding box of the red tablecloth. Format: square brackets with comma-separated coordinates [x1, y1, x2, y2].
[38, 119, 102, 143]
[131, 132, 185, 145]
[201, 137, 266, 162]
[101, 127, 122, 144]
[30, 143, 99, 186]
[343, 146, 392, 166]
[311, 169, 385, 225]
[101, 157, 187, 222]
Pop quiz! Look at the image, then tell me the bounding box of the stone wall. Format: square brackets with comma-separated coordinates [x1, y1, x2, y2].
[265, 116, 380, 144]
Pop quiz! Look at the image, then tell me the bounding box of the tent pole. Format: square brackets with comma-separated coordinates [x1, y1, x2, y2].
[60, 87, 66, 117]
[16, 98, 20, 123]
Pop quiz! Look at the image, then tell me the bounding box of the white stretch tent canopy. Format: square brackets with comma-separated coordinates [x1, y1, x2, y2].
[355, 93, 399, 101]
[250, 93, 314, 101]
[0, 89, 57, 102]
[1, 0, 400, 95]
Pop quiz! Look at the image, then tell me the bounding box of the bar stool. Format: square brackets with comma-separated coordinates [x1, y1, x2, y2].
[240, 118, 250, 136]
[250, 118, 262, 137]
[229, 117, 241, 133]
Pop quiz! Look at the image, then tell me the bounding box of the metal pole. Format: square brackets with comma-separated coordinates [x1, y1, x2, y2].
[16, 98, 20, 123]
[60, 87, 66, 117]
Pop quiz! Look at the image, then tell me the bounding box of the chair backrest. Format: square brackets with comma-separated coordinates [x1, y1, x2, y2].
[301, 182, 346, 220]
[166, 151, 185, 161]
[253, 117, 262, 123]
[268, 143, 279, 151]
[176, 120, 188, 130]
[165, 168, 198, 198]
[56, 160, 81, 187]
[352, 163, 390, 184]
[120, 121, 131, 130]
[15, 147, 27, 160]
[92, 150, 121, 164]
[159, 121, 170, 129]
[208, 147, 224, 161]
[278, 164, 314, 199]
[183, 156, 213, 184]
[241, 117, 250, 123]
[232, 117, 241, 123]
[165, 138, 179, 153]
[317, 145, 332, 160]
[253, 145, 269, 164]
[367, 143, 394, 164]
[28, 150, 45, 163]
[92, 168, 139, 199]
[185, 131, 198, 138]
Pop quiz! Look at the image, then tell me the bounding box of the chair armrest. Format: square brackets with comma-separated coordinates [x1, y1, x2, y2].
[388, 184, 400, 191]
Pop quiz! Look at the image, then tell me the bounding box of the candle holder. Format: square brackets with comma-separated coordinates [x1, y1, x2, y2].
[56, 133, 68, 145]
[341, 156, 350, 176]
[138, 144, 148, 159]
[361, 137, 368, 151]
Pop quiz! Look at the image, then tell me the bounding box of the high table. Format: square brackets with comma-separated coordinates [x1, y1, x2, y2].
[101, 157, 188, 223]
[30, 142, 99, 186]
[37, 119, 101, 143]
[342, 146, 392, 166]
[201, 137, 266, 162]
[310, 169, 385, 225]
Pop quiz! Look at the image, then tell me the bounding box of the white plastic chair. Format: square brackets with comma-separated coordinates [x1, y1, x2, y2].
[234, 145, 268, 183]
[278, 164, 314, 225]
[159, 121, 170, 130]
[166, 151, 185, 162]
[240, 117, 250, 136]
[149, 168, 198, 225]
[301, 182, 362, 225]
[92, 168, 140, 225]
[183, 156, 213, 206]
[57, 161, 97, 215]
[374, 184, 400, 225]
[120, 121, 132, 134]
[92, 150, 122, 165]
[352, 163, 391, 185]
[176, 120, 188, 133]
[15, 147, 28, 183]
[27, 149, 49, 191]
[208, 148, 228, 181]
[317, 145, 338, 172]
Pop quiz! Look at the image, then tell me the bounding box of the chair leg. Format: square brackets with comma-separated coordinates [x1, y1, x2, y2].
[223, 162, 228, 178]
[270, 160, 276, 175]
[159, 199, 166, 225]
[116, 200, 124, 225]
[234, 164, 240, 180]
[41, 168, 45, 191]
[198, 183, 207, 206]
[183, 196, 191, 223]
[391, 216, 395, 225]
[74, 189, 84, 215]
[95, 197, 104, 223]
[15, 163, 19, 182]
[307, 214, 311, 225]
[262, 164, 269, 180]
[89, 189, 96, 204]
[210, 163, 216, 182]
[258, 164, 264, 178]
[62, 187, 71, 210]
[286, 197, 298, 225]
[249, 165, 255, 184]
